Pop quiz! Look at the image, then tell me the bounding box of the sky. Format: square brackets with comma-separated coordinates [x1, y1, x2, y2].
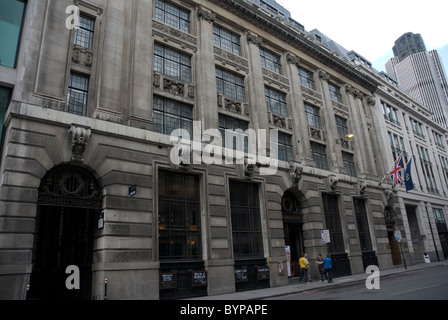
[276, 0, 448, 73]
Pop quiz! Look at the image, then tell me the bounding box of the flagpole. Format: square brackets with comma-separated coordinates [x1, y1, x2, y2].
[379, 154, 402, 186]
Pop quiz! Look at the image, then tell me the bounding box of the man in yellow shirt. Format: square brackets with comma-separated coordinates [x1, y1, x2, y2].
[299, 253, 310, 284]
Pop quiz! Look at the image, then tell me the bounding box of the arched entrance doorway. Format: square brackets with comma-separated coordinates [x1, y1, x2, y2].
[282, 190, 304, 277]
[28, 165, 102, 300]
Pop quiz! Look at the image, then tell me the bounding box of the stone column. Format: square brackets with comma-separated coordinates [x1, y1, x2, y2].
[345, 85, 367, 176]
[195, 6, 218, 131]
[286, 53, 313, 165]
[245, 32, 270, 153]
[129, 0, 154, 129]
[318, 70, 341, 173]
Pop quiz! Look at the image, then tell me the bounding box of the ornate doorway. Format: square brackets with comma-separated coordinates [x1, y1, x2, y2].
[28, 165, 102, 300]
[282, 191, 304, 277]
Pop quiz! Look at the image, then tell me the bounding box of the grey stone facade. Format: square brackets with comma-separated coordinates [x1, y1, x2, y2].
[0, 0, 445, 300]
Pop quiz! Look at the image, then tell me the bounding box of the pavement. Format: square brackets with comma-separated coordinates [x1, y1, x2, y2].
[187, 260, 448, 300]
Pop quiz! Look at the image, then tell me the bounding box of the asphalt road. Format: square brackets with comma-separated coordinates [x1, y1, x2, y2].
[266, 265, 448, 300]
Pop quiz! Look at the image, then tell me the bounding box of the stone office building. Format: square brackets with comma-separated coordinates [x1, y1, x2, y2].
[0, 0, 406, 300]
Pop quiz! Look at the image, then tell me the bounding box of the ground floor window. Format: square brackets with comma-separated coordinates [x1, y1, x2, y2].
[230, 181, 263, 259]
[158, 170, 201, 260]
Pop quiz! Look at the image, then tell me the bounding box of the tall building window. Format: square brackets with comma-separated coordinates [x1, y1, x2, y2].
[323, 194, 345, 254]
[353, 199, 373, 252]
[67, 72, 89, 116]
[154, 0, 190, 33]
[342, 152, 356, 177]
[219, 114, 249, 152]
[311, 142, 328, 170]
[230, 181, 263, 259]
[0, 86, 12, 141]
[265, 87, 288, 116]
[328, 82, 342, 103]
[273, 132, 293, 162]
[298, 67, 315, 90]
[154, 43, 192, 83]
[153, 96, 193, 137]
[213, 25, 241, 56]
[410, 118, 425, 139]
[335, 116, 349, 138]
[439, 156, 448, 186]
[215, 67, 245, 101]
[260, 47, 282, 74]
[381, 102, 400, 126]
[0, 0, 26, 68]
[418, 145, 437, 194]
[305, 104, 321, 129]
[74, 14, 95, 49]
[158, 171, 201, 260]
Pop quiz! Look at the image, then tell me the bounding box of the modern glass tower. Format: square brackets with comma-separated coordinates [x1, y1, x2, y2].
[386, 34, 448, 129]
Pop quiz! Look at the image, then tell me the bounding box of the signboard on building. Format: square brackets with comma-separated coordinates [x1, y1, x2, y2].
[321, 230, 331, 244]
[394, 230, 402, 242]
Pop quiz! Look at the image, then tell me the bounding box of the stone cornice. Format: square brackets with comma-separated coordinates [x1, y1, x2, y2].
[209, 0, 380, 93]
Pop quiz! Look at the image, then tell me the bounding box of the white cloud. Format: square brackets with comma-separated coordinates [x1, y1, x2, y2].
[279, 0, 448, 69]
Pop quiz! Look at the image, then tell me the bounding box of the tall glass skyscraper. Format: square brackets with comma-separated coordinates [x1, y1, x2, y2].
[386, 34, 448, 129]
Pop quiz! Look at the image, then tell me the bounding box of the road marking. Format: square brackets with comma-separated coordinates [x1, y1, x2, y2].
[389, 284, 441, 296]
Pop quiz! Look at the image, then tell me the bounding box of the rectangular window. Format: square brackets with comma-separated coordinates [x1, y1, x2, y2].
[154, 43, 192, 83]
[158, 171, 201, 260]
[260, 47, 282, 74]
[328, 83, 342, 103]
[265, 87, 288, 116]
[335, 116, 349, 138]
[216, 67, 245, 101]
[153, 96, 193, 137]
[305, 103, 321, 129]
[354, 199, 373, 252]
[67, 72, 89, 116]
[434, 208, 446, 224]
[213, 24, 241, 56]
[219, 114, 249, 153]
[0, 86, 12, 141]
[74, 14, 95, 49]
[0, 0, 26, 68]
[311, 142, 328, 170]
[342, 152, 356, 177]
[155, 0, 190, 33]
[272, 132, 293, 162]
[298, 67, 315, 90]
[230, 181, 263, 259]
[323, 194, 345, 254]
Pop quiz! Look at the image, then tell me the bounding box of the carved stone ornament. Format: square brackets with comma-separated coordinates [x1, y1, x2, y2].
[244, 158, 255, 179]
[38, 165, 102, 209]
[318, 70, 330, 81]
[289, 161, 303, 188]
[329, 174, 339, 190]
[286, 53, 300, 67]
[197, 6, 216, 23]
[246, 32, 262, 47]
[163, 78, 185, 96]
[385, 189, 393, 206]
[359, 179, 367, 195]
[68, 125, 92, 163]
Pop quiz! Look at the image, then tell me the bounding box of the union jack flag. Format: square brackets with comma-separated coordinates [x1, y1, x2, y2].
[389, 154, 404, 187]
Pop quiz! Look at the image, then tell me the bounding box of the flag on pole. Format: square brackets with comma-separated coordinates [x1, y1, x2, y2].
[389, 154, 404, 187]
[404, 157, 414, 192]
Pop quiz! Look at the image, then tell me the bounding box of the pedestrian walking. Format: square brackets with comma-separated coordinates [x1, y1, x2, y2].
[299, 253, 310, 284]
[323, 254, 334, 283]
[316, 253, 325, 282]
